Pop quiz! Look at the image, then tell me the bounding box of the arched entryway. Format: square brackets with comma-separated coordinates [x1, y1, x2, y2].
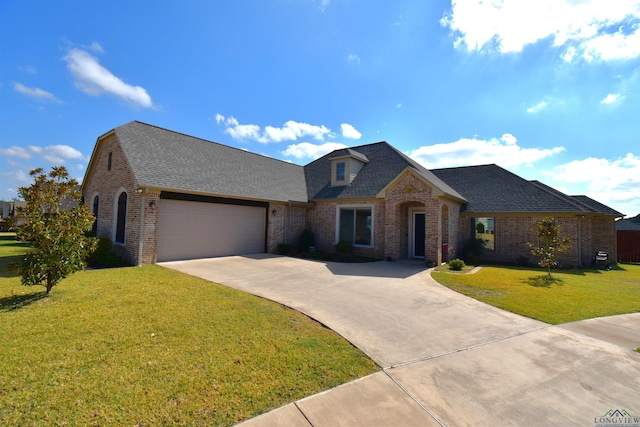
[396, 201, 426, 259]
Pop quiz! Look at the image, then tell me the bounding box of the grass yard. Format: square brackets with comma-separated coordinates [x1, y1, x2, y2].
[432, 263, 640, 324]
[0, 233, 378, 426]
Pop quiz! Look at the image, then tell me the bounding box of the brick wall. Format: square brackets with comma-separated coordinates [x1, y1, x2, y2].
[460, 214, 617, 268]
[82, 135, 147, 265]
[285, 205, 308, 247]
[306, 200, 386, 258]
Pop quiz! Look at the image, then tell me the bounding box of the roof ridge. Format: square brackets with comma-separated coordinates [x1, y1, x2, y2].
[123, 120, 304, 169]
[431, 164, 498, 172]
[529, 180, 595, 213]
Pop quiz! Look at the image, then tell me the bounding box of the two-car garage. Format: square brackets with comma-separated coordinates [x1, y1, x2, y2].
[156, 193, 267, 262]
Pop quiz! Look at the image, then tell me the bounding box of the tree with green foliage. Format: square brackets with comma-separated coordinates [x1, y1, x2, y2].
[15, 166, 97, 294]
[527, 217, 571, 277]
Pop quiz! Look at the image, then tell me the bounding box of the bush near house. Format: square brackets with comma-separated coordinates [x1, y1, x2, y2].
[448, 259, 465, 271]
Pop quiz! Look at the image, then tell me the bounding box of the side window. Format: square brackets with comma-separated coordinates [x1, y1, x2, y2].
[475, 217, 495, 250]
[115, 191, 127, 244]
[92, 195, 99, 235]
[108, 152, 113, 171]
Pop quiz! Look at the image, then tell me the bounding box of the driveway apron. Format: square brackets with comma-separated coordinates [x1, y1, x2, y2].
[161, 255, 640, 427]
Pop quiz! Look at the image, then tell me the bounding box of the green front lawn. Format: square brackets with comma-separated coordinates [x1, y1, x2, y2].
[432, 264, 640, 324]
[0, 233, 378, 426]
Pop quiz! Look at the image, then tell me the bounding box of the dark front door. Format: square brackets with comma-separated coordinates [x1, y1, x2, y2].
[414, 213, 425, 258]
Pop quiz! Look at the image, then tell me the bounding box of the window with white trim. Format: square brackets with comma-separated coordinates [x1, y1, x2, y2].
[338, 206, 373, 246]
[115, 191, 127, 244]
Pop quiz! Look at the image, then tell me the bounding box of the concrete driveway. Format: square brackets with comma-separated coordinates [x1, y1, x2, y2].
[161, 255, 640, 427]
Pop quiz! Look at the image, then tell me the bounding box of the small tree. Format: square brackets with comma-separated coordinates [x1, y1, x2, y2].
[527, 217, 571, 277]
[15, 166, 97, 294]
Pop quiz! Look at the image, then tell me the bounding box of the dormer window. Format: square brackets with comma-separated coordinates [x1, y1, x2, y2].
[330, 149, 369, 187]
[336, 162, 346, 181]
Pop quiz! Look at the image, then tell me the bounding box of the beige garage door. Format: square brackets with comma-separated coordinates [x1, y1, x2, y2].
[157, 199, 266, 262]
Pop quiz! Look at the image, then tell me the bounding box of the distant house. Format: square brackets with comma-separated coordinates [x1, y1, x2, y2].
[616, 215, 640, 263]
[82, 121, 623, 266]
[616, 215, 640, 231]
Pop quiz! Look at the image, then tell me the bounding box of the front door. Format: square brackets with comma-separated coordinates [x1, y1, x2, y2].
[412, 211, 426, 258]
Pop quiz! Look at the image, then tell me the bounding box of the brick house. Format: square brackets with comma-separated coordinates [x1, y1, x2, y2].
[82, 121, 623, 266]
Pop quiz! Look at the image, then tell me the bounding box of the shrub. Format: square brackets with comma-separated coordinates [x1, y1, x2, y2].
[448, 258, 465, 271]
[15, 166, 97, 294]
[335, 240, 353, 256]
[87, 237, 127, 268]
[298, 229, 315, 252]
[276, 243, 293, 256]
[462, 238, 485, 265]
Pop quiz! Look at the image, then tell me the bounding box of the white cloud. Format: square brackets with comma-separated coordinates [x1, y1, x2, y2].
[581, 26, 640, 62]
[407, 133, 564, 168]
[89, 41, 104, 53]
[18, 65, 37, 74]
[0, 146, 32, 159]
[2, 170, 31, 185]
[347, 54, 361, 64]
[13, 82, 62, 103]
[282, 142, 347, 159]
[601, 93, 624, 104]
[441, 0, 640, 62]
[215, 115, 262, 140]
[28, 145, 84, 164]
[341, 123, 362, 139]
[527, 100, 549, 114]
[216, 114, 331, 144]
[64, 48, 155, 109]
[546, 153, 640, 215]
[262, 121, 330, 143]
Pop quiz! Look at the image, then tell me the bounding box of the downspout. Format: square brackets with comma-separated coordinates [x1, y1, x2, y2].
[138, 189, 145, 266]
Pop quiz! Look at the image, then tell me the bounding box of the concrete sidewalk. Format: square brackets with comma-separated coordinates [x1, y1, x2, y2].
[161, 255, 640, 427]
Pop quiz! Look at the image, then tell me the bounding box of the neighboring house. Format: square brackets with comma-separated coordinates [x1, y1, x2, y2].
[0, 201, 10, 218]
[616, 215, 640, 263]
[82, 121, 623, 267]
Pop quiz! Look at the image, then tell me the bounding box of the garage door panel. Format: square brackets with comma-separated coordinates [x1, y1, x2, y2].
[157, 199, 266, 262]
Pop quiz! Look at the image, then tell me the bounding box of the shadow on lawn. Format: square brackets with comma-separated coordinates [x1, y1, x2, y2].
[0, 291, 47, 312]
[0, 255, 23, 278]
[525, 275, 565, 288]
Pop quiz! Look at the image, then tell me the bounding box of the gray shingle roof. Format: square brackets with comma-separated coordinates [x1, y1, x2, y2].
[616, 218, 640, 230]
[431, 165, 622, 216]
[304, 142, 466, 201]
[113, 121, 308, 203]
[97, 121, 621, 217]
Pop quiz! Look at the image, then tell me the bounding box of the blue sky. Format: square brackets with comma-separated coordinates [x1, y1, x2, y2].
[1, 0, 639, 217]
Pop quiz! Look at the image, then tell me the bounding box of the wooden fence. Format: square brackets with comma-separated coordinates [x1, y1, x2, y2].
[617, 230, 640, 263]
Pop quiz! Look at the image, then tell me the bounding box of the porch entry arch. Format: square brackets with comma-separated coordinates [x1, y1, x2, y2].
[395, 200, 427, 259]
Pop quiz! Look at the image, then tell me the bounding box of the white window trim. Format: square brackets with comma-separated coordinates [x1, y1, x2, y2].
[113, 187, 128, 245]
[335, 204, 375, 247]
